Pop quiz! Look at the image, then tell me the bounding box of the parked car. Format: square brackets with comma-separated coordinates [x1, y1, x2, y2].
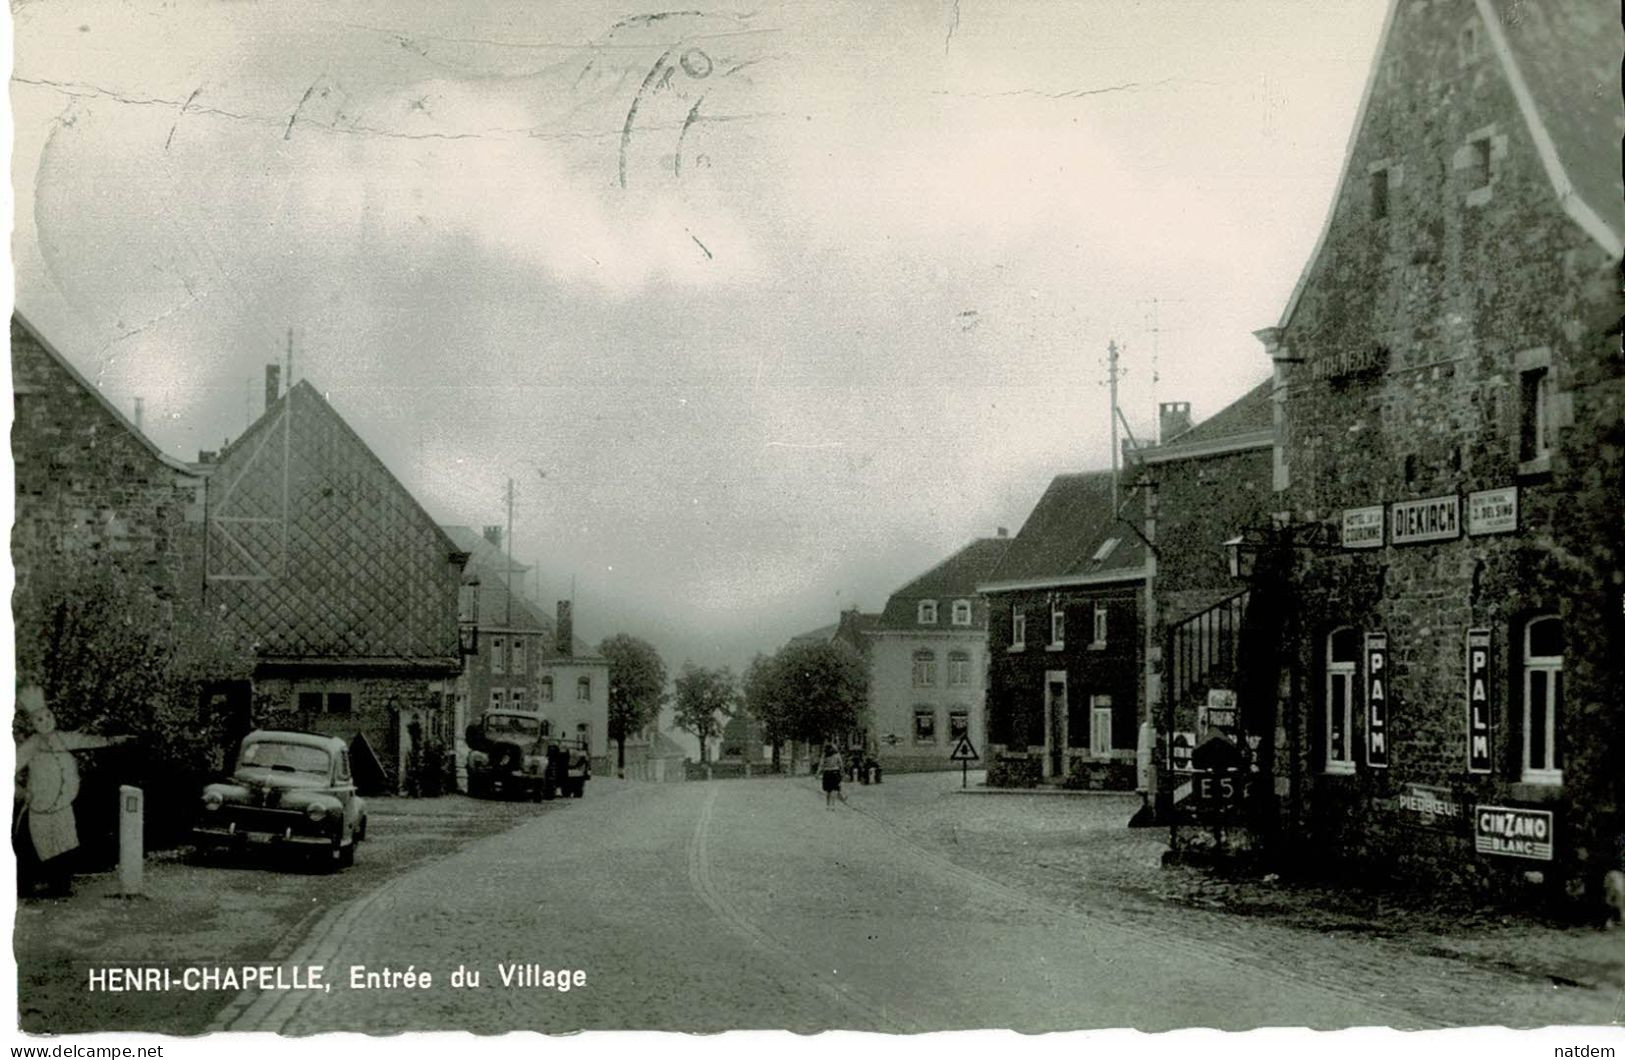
[195, 730, 367, 871]
[465, 710, 590, 800]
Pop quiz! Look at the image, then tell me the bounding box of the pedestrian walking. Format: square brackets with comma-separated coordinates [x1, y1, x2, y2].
[13, 684, 126, 898]
[819, 744, 846, 809]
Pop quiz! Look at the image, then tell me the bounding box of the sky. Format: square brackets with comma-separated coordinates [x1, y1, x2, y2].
[8, 0, 1390, 678]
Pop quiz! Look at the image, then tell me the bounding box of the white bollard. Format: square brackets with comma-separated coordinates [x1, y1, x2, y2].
[118, 785, 143, 896]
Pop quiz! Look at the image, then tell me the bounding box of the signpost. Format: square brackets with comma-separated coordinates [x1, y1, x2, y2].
[949, 734, 979, 789]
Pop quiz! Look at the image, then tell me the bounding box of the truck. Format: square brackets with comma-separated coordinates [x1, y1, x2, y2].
[464, 710, 591, 800]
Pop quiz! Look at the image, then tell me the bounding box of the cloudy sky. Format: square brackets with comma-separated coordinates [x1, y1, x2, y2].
[9, 0, 1387, 675]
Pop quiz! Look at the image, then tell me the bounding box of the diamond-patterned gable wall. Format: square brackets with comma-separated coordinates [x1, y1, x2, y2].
[210, 386, 462, 661]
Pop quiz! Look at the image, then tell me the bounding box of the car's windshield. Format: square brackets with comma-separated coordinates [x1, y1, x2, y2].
[238, 741, 331, 776]
[484, 714, 541, 737]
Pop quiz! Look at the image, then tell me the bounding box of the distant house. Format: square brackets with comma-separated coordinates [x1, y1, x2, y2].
[201, 374, 470, 793]
[835, 536, 1011, 773]
[979, 474, 1147, 789]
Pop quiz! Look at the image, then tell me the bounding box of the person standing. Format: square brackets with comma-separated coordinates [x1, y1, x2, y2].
[13, 684, 124, 897]
[819, 744, 846, 809]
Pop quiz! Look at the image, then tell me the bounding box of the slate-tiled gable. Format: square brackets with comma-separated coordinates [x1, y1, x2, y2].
[983, 471, 1145, 588]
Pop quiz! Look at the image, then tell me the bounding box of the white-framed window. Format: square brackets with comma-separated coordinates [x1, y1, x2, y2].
[576, 676, 592, 702]
[1091, 537, 1120, 563]
[490, 688, 505, 710]
[490, 637, 506, 675]
[951, 599, 972, 626]
[1089, 695, 1113, 757]
[510, 637, 526, 674]
[539, 675, 554, 702]
[1324, 627, 1359, 774]
[912, 650, 937, 688]
[947, 651, 970, 687]
[918, 600, 938, 625]
[913, 707, 937, 745]
[1049, 601, 1065, 649]
[1521, 366, 1551, 465]
[1092, 603, 1108, 648]
[1521, 615, 1563, 784]
[1011, 607, 1026, 651]
[297, 690, 353, 715]
[510, 688, 526, 709]
[948, 710, 969, 741]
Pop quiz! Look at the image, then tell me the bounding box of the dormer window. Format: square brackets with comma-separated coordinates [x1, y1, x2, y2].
[1091, 537, 1120, 563]
[951, 600, 972, 626]
[917, 600, 938, 625]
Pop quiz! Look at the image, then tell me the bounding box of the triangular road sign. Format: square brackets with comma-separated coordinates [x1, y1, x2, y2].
[949, 734, 980, 762]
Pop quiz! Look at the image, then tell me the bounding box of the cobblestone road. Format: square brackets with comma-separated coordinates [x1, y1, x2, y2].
[206, 775, 1620, 1035]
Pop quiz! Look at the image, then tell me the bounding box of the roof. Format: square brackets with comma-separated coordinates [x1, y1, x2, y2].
[980, 470, 1146, 592]
[789, 622, 841, 644]
[1134, 377, 1275, 465]
[11, 313, 199, 477]
[442, 525, 533, 580]
[1276, 0, 1624, 331]
[874, 537, 1011, 629]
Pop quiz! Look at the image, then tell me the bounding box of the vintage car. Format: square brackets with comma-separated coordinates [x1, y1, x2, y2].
[195, 730, 367, 870]
[465, 710, 590, 800]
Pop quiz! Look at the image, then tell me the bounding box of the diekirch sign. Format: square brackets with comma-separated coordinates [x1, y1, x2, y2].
[1365, 632, 1389, 768]
[1466, 628, 1492, 774]
[1390, 495, 1460, 545]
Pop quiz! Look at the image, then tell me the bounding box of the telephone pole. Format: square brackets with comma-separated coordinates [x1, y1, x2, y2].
[504, 477, 515, 626]
[1107, 339, 1124, 510]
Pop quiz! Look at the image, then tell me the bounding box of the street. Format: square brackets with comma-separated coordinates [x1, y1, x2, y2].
[207, 775, 1621, 1034]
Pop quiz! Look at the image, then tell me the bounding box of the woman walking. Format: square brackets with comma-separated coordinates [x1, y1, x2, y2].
[819, 744, 846, 809]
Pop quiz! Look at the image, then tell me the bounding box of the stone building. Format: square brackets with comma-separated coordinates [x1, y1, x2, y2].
[1247, 0, 1623, 906]
[201, 374, 470, 793]
[833, 536, 1010, 774]
[980, 474, 1147, 789]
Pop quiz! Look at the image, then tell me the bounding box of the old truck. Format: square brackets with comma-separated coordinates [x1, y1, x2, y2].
[464, 710, 590, 800]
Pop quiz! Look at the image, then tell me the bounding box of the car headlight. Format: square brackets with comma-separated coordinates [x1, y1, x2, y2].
[306, 803, 330, 822]
[203, 791, 223, 811]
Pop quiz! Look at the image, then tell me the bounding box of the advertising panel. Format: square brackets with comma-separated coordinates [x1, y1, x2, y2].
[1390, 495, 1460, 545]
[1466, 628, 1492, 774]
[1365, 632, 1388, 768]
[1474, 805, 1554, 861]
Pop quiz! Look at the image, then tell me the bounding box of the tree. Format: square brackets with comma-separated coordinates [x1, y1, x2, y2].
[742, 652, 792, 771]
[770, 639, 869, 751]
[598, 634, 669, 775]
[671, 663, 739, 765]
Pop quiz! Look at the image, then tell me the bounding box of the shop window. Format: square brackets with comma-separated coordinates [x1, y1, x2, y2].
[913, 708, 937, 745]
[917, 600, 938, 625]
[1521, 616, 1563, 784]
[539, 675, 554, 702]
[912, 650, 937, 688]
[1324, 627, 1359, 774]
[947, 651, 971, 687]
[1011, 608, 1026, 651]
[951, 599, 972, 626]
[576, 676, 592, 702]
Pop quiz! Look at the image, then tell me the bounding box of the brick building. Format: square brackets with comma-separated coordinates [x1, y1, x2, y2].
[202, 375, 470, 793]
[980, 473, 1147, 789]
[1247, 0, 1623, 905]
[832, 536, 1010, 774]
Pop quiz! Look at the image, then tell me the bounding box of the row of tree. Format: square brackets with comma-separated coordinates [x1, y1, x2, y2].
[598, 633, 871, 770]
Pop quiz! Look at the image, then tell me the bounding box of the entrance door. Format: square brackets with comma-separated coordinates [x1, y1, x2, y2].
[1045, 672, 1068, 779]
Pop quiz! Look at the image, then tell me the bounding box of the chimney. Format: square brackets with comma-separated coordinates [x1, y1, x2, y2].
[482, 526, 502, 548]
[996, 526, 1008, 538]
[1159, 401, 1193, 443]
[556, 601, 574, 657]
[264, 364, 282, 412]
[197, 449, 217, 465]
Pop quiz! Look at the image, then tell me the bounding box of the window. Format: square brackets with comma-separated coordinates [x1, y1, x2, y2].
[1092, 603, 1108, 648]
[539, 675, 554, 702]
[1370, 168, 1389, 220]
[298, 692, 322, 715]
[511, 637, 526, 674]
[1521, 616, 1563, 784]
[510, 689, 526, 709]
[948, 711, 969, 741]
[1472, 137, 1492, 188]
[490, 689, 505, 710]
[917, 600, 938, 625]
[951, 600, 972, 626]
[1514, 349, 1553, 471]
[912, 650, 937, 688]
[327, 692, 352, 715]
[1090, 695, 1113, 757]
[1459, 19, 1481, 64]
[491, 637, 506, 675]
[947, 651, 971, 687]
[576, 676, 591, 702]
[298, 691, 350, 714]
[1324, 628, 1359, 774]
[1091, 537, 1120, 563]
[913, 708, 937, 745]
[1049, 602, 1065, 649]
[1011, 607, 1026, 651]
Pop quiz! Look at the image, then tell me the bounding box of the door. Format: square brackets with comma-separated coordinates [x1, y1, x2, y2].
[1045, 672, 1068, 778]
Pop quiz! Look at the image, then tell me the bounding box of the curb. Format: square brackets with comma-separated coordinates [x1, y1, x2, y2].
[952, 786, 1142, 797]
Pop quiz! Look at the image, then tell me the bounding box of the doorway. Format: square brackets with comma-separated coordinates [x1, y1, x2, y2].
[1044, 672, 1068, 779]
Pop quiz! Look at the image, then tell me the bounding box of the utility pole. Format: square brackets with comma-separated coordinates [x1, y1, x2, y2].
[1107, 339, 1124, 510]
[285, 327, 295, 390]
[505, 477, 515, 627]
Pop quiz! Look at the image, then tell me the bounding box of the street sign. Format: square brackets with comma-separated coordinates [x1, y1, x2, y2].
[1170, 731, 1195, 772]
[949, 735, 979, 762]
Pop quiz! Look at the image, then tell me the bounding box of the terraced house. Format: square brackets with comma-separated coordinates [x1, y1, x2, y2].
[1245, 0, 1623, 908]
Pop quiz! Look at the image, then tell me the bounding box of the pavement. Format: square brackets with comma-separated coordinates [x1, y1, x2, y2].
[198, 774, 1620, 1033]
